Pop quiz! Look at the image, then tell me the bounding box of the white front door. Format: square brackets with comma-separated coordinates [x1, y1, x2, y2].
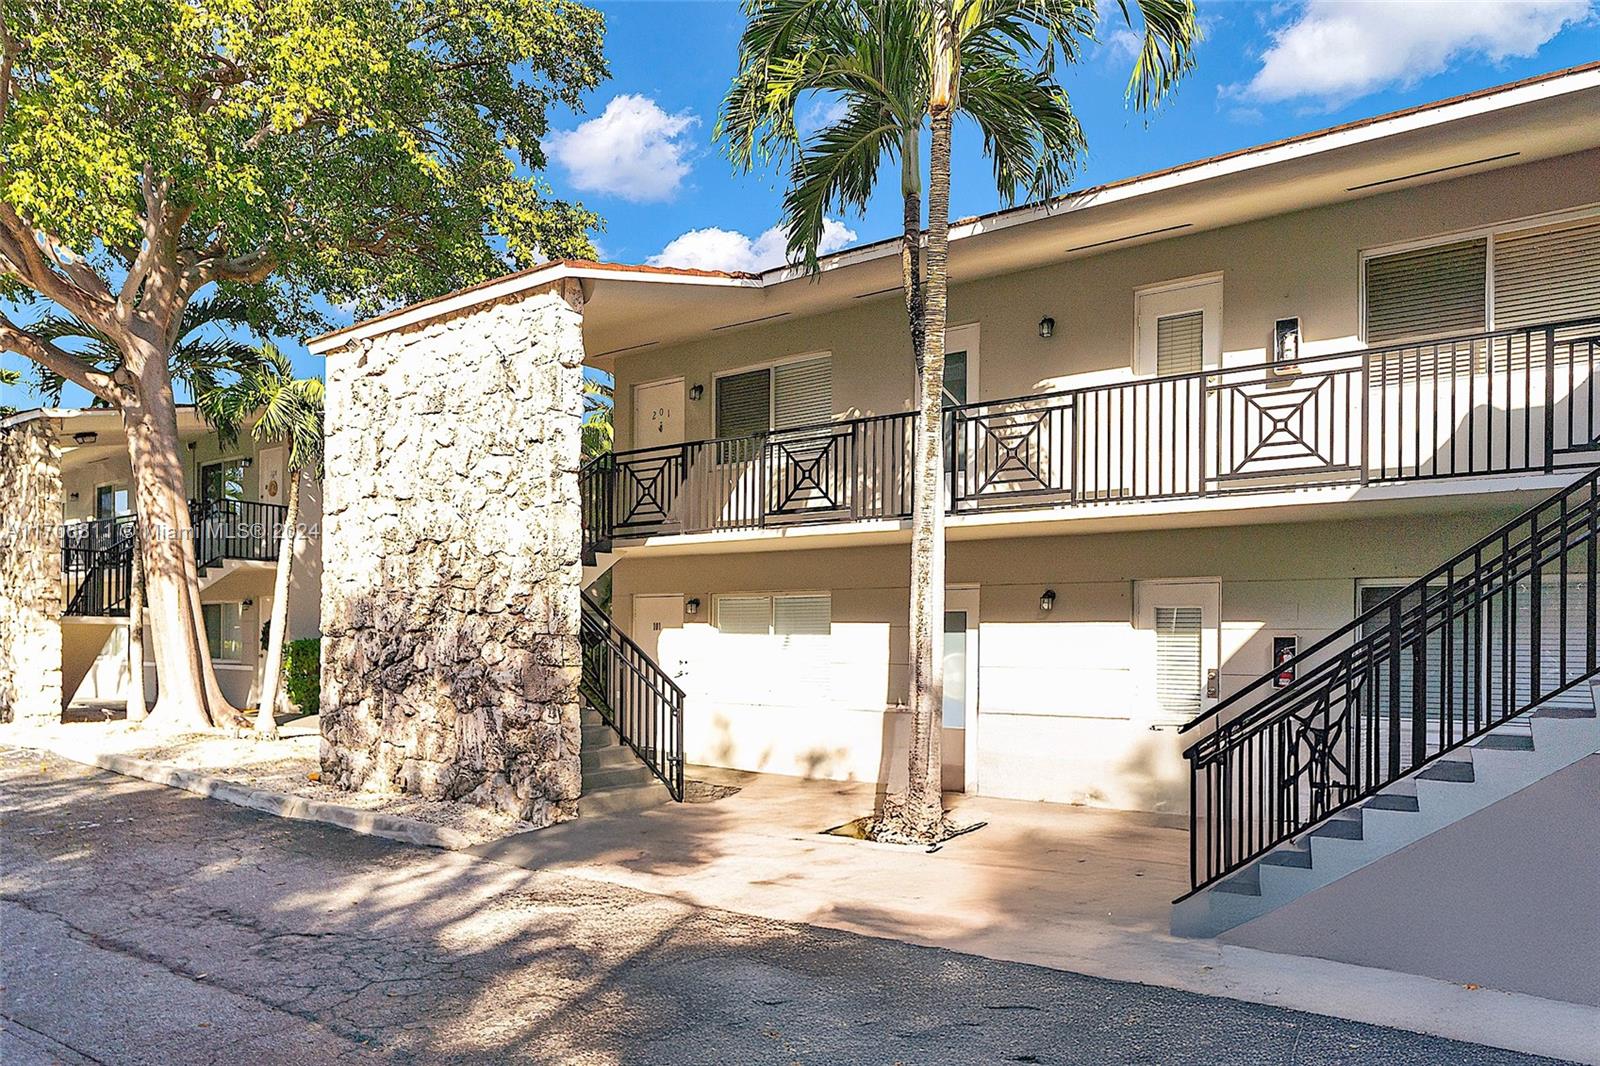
[632, 594, 686, 676]
[943, 586, 980, 793]
[1135, 276, 1223, 377]
[259, 446, 288, 505]
[632, 379, 685, 449]
[1135, 579, 1221, 725]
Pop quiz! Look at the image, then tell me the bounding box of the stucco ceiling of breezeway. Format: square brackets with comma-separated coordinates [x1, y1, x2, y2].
[306, 63, 1600, 367]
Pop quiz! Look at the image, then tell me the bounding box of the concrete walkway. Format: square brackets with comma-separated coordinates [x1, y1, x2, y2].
[470, 768, 1600, 1064]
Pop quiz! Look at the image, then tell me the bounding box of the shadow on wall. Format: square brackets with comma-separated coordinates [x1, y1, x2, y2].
[320, 586, 583, 827]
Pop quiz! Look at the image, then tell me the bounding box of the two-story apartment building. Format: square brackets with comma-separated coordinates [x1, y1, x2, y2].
[0, 405, 321, 718]
[566, 66, 1599, 819]
[305, 64, 1598, 960]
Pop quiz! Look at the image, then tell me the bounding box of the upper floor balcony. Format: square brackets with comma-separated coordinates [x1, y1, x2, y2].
[582, 317, 1600, 553]
[60, 498, 289, 617]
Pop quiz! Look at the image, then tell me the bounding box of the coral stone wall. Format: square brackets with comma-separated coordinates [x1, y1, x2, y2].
[319, 289, 585, 826]
[0, 420, 63, 723]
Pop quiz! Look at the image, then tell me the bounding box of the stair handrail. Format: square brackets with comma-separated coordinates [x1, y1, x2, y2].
[1182, 463, 1600, 894]
[579, 589, 686, 801]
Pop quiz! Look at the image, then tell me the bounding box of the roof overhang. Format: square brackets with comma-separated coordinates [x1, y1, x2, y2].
[305, 62, 1600, 365]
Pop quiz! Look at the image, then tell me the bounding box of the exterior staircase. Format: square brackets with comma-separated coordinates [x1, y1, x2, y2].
[578, 590, 685, 814]
[1175, 464, 1600, 937]
[1174, 683, 1600, 936]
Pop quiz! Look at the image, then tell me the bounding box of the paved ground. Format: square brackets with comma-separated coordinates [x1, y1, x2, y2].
[0, 749, 1571, 1065]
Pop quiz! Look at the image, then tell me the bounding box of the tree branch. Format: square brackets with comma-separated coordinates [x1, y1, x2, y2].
[0, 312, 120, 403]
[0, 204, 117, 329]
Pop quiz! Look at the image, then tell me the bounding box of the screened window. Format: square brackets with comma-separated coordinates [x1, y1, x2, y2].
[204, 602, 243, 662]
[1154, 312, 1205, 376]
[1153, 605, 1204, 720]
[714, 592, 831, 637]
[201, 460, 247, 503]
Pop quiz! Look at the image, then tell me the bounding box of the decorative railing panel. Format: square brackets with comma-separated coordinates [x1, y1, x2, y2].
[583, 317, 1600, 544]
[190, 498, 287, 568]
[580, 592, 685, 801]
[1180, 464, 1600, 893]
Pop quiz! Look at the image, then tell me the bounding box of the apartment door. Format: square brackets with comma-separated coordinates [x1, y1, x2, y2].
[1136, 579, 1222, 725]
[259, 446, 287, 506]
[632, 594, 686, 677]
[632, 379, 685, 449]
[943, 587, 980, 793]
[1135, 276, 1222, 377]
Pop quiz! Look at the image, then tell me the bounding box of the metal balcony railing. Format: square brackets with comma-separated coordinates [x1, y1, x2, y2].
[581, 316, 1600, 545]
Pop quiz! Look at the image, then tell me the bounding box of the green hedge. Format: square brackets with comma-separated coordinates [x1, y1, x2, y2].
[284, 637, 321, 717]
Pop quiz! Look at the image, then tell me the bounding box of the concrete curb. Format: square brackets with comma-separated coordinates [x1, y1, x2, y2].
[12, 741, 474, 851]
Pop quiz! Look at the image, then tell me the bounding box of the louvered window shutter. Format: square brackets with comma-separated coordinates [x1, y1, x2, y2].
[1365, 239, 1488, 344]
[1155, 312, 1205, 376]
[716, 369, 771, 439]
[1492, 218, 1600, 330]
[715, 594, 772, 636]
[774, 593, 831, 637]
[1154, 606, 1203, 719]
[772, 357, 832, 431]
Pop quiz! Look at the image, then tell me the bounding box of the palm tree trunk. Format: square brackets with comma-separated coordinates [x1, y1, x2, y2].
[255, 469, 302, 739]
[126, 546, 146, 722]
[900, 130, 925, 370]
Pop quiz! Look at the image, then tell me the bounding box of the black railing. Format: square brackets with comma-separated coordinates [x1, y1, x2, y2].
[189, 498, 287, 569]
[63, 534, 135, 617]
[579, 591, 685, 801]
[583, 317, 1600, 542]
[60, 499, 290, 617]
[580, 453, 615, 562]
[1180, 463, 1600, 894]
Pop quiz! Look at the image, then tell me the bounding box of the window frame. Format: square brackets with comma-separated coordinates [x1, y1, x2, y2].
[203, 601, 244, 663]
[1358, 204, 1600, 345]
[94, 483, 132, 520]
[199, 456, 250, 504]
[712, 590, 833, 637]
[711, 350, 833, 440]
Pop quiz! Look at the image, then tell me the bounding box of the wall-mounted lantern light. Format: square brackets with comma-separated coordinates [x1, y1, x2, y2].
[1037, 316, 1055, 339]
[685, 597, 701, 617]
[242, 598, 255, 610]
[69, 492, 81, 501]
[72, 431, 98, 445]
[1040, 589, 1057, 612]
[239, 456, 253, 468]
[688, 384, 705, 401]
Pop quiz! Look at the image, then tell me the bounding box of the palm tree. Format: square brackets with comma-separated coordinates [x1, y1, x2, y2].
[582, 372, 615, 462]
[196, 343, 324, 739]
[721, 0, 1197, 840]
[0, 365, 18, 416]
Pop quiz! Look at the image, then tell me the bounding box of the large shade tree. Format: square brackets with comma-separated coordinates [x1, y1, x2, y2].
[721, 0, 1196, 840]
[0, 0, 607, 730]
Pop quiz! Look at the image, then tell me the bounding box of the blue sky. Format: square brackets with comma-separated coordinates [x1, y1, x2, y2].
[4, 0, 1597, 411]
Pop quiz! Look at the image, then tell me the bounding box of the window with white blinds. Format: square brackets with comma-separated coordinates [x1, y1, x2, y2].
[1364, 238, 1488, 344]
[1154, 606, 1203, 720]
[714, 592, 832, 637]
[773, 357, 832, 430]
[714, 356, 834, 439]
[1492, 218, 1600, 330]
[1155, 312, 1205, 376]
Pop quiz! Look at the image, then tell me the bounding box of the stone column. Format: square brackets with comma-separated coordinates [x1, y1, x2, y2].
[0, 419, 64, 724]
[319, 288, 585, 827]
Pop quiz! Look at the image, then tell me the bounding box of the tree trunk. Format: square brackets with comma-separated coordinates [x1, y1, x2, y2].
[900, 130, 925, 371]
[126, 547, 146, 722]
[123, 369, 240, 731]
[255, 469, 302, 739]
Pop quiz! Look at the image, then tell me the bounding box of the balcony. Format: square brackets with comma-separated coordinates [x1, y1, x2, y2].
[61, 499, 289, 618]
[583, 317, 1600, 552]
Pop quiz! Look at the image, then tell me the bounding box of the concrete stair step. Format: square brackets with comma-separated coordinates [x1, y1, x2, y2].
[581, 744, 639, 773]
[1362, 793, 1420, 812]
[582, 763, 655, 791]
[580, 779, 670, 816]
[1416, 759, 1475, 783]
[1307, 816, 1363, 840]
[1259, 845, 1312, 869]
[581, 722, 616, 748]
[1474, 733, 1535, 751]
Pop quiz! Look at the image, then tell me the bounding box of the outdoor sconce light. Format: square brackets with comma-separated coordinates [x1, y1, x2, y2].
[1040, 589, 1057, 612]
[242, 598, 255, 609]
[1037, 316, 1055, 339]
[240, 456, 253, 468]
[69, 492, 81, 501]
[685, 597, 701, 617]
[689, 384, 705, 401]
[73, 431, 98, 445]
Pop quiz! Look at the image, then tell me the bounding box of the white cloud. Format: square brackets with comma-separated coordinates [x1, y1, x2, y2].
[544, 94, 699, 203]
[798, 94, 852, 133]
[648, 219, 859, 273]
[1240, 0, 1592, 105]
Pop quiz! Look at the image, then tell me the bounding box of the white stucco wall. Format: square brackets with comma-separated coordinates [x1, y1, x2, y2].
[611, 504, 1523, 811]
